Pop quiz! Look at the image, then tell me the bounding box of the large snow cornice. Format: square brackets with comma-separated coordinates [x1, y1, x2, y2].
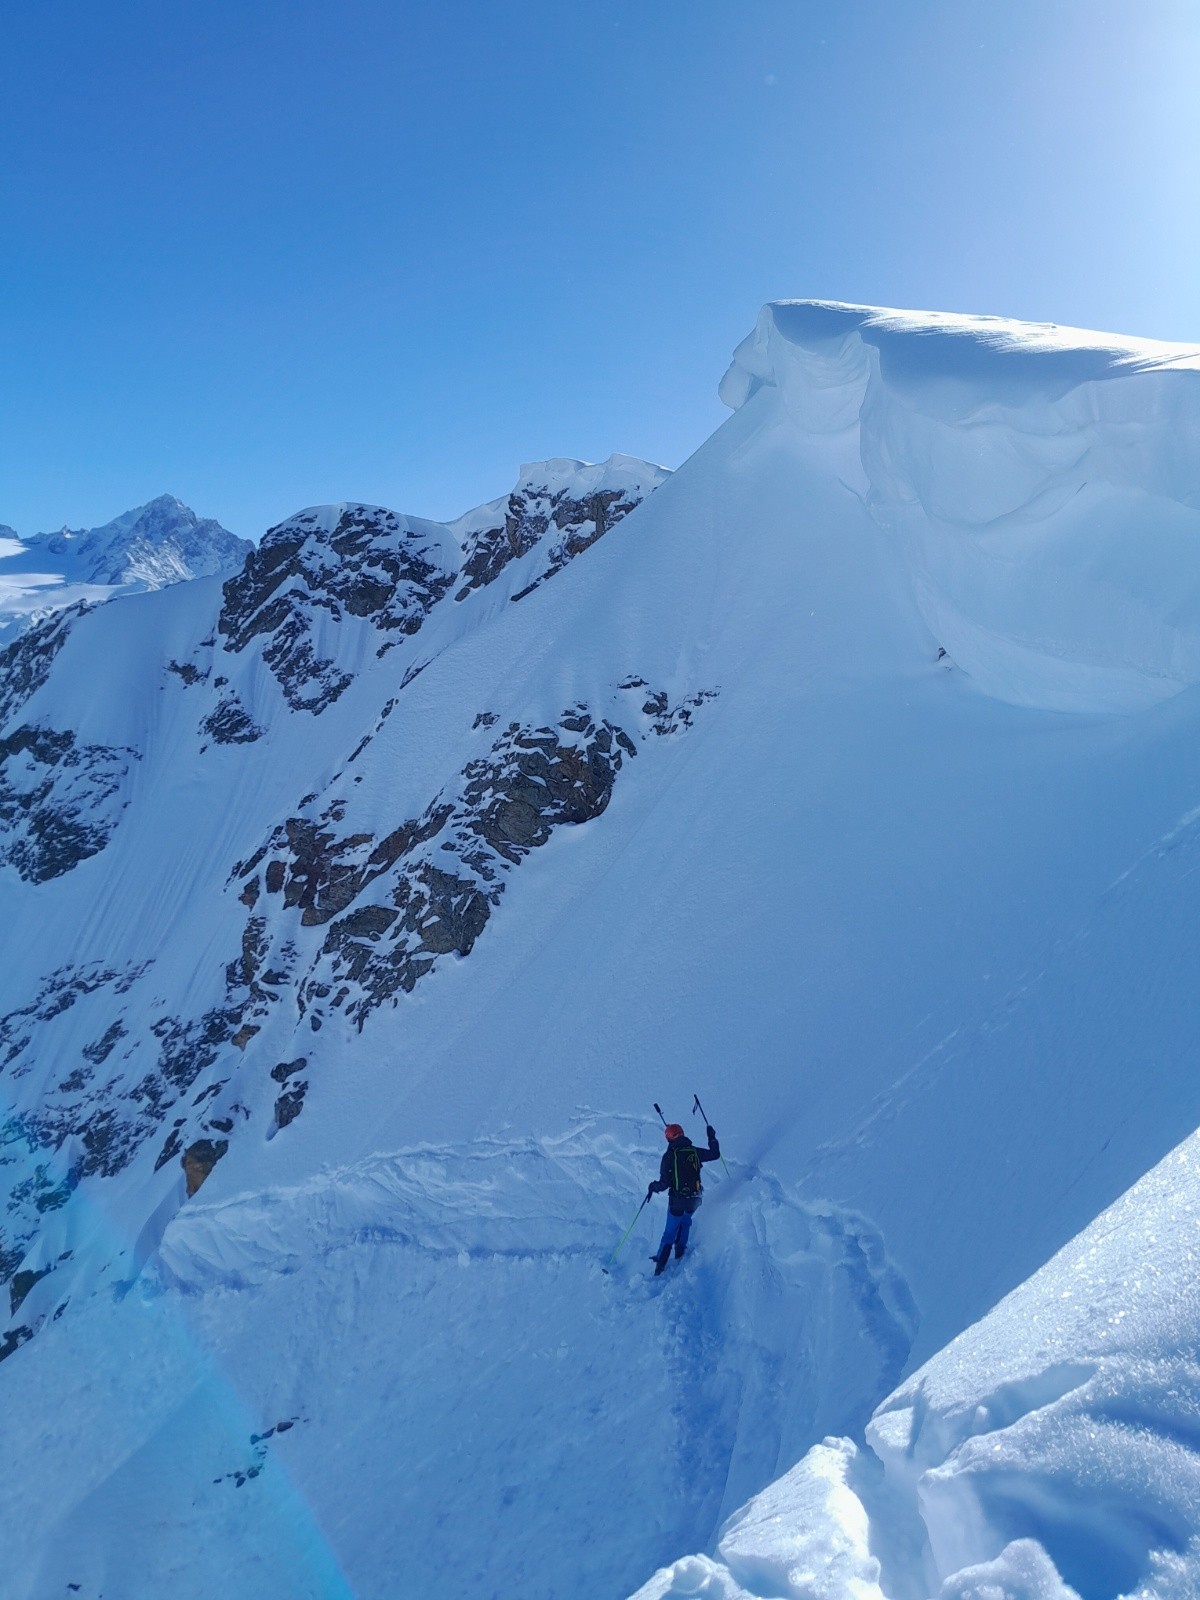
[720, 301, 1200, 715]
[720, 299, 1200, 416]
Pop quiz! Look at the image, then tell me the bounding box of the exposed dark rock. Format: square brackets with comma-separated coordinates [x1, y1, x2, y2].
[10, 1264, 50, 1316]
[82, 1020, 127, 1065]
[0, 606, 80, 731]
[0, 724, 138, 882]
[201, 695, 264, 746]
[646, 687, 720, 737]
[455, 471, 661, 603]
[182, 1138, 228, 1197]
[166, 659, 207, 686]
[217, 505, 455, 712]
[0, 1236, 25, 1286]
[243, 704, 640, 1028]
[240, 917, 268, 987]
[274, 1081, 308, 1129]
[155, 1126, 184, 1172]
[0, 1322, 32, 1364]
[0, 962, 149, 1078]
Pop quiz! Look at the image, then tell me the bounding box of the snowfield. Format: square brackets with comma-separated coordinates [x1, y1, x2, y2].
[3, 304, 1200, 1596]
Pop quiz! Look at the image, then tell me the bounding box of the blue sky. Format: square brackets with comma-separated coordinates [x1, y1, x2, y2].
[2, 0, 1197, 537]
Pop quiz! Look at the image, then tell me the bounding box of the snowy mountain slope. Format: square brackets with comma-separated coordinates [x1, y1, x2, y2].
[635, 1122, 1200, 1600]
[3, 306, 1200, 1596]
[0, 494, 252, 638]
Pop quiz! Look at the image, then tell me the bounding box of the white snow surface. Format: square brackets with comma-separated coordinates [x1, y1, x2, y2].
[3, 304, 1200, 1595]
[722, 302, 1200, 713]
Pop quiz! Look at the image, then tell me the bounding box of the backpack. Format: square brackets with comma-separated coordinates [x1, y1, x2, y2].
[670, 1144, 702, 1197]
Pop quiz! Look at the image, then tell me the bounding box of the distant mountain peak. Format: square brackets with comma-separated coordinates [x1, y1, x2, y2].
[0, 496, 254, 637]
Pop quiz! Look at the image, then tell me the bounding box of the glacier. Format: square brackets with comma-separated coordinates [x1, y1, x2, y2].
[2, 304, 1200, 1597]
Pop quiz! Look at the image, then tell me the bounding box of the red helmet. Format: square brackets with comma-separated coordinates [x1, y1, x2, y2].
[663, 1123, 684, 1140]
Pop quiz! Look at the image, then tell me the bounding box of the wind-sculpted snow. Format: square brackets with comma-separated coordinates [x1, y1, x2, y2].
[8, 307, 1200, 1596]
[0, 1123, 915, 1600]
[722, 301, 1200, 713]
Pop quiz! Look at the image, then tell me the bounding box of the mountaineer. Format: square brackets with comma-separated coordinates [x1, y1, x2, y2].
[645, 1120, 720, 1275]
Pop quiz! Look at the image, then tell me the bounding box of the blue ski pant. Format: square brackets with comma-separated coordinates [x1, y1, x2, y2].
[657, 1210, 692, 1254]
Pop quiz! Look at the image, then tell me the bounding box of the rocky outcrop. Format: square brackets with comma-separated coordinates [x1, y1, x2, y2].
[0, 606, 80, 730]
[217, 504, 458, 713]
[0, 725, 138, 882]
[181, 1138, 228, 1197]
[453, 458, 669, 603]
[201, 694, 263, 746]
[231, 704, 645, 1038]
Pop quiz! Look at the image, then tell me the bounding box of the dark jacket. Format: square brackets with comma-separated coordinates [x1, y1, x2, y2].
[649, 1128, 720, 1214]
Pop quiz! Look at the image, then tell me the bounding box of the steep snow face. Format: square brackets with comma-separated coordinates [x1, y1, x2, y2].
[5, 310, 1200, 1597]
[0, 495, 252, 637]
[722, 302, 1200, 713]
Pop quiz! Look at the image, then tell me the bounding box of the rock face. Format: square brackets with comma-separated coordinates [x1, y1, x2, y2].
[0, 608, 79, 729]
[452, 456, 670, 602]
[237, 706, 641, 1030]
[181, 1138, 228, 1197]
[0, 725, 137, 882]
[217, 504, 459, 712]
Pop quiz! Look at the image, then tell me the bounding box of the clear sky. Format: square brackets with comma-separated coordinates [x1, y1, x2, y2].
[2, 0, 1198, 538]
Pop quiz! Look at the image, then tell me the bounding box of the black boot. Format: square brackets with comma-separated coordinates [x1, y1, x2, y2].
[653, 1246, 671, 1276]
[674, 1242, 687, 1260]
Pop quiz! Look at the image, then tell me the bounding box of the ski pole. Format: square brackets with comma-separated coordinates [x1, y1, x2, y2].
[653, 1102, 667, 1126]
[604, 1195, 649, 1271]
[693, 1093, 731, 1178]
